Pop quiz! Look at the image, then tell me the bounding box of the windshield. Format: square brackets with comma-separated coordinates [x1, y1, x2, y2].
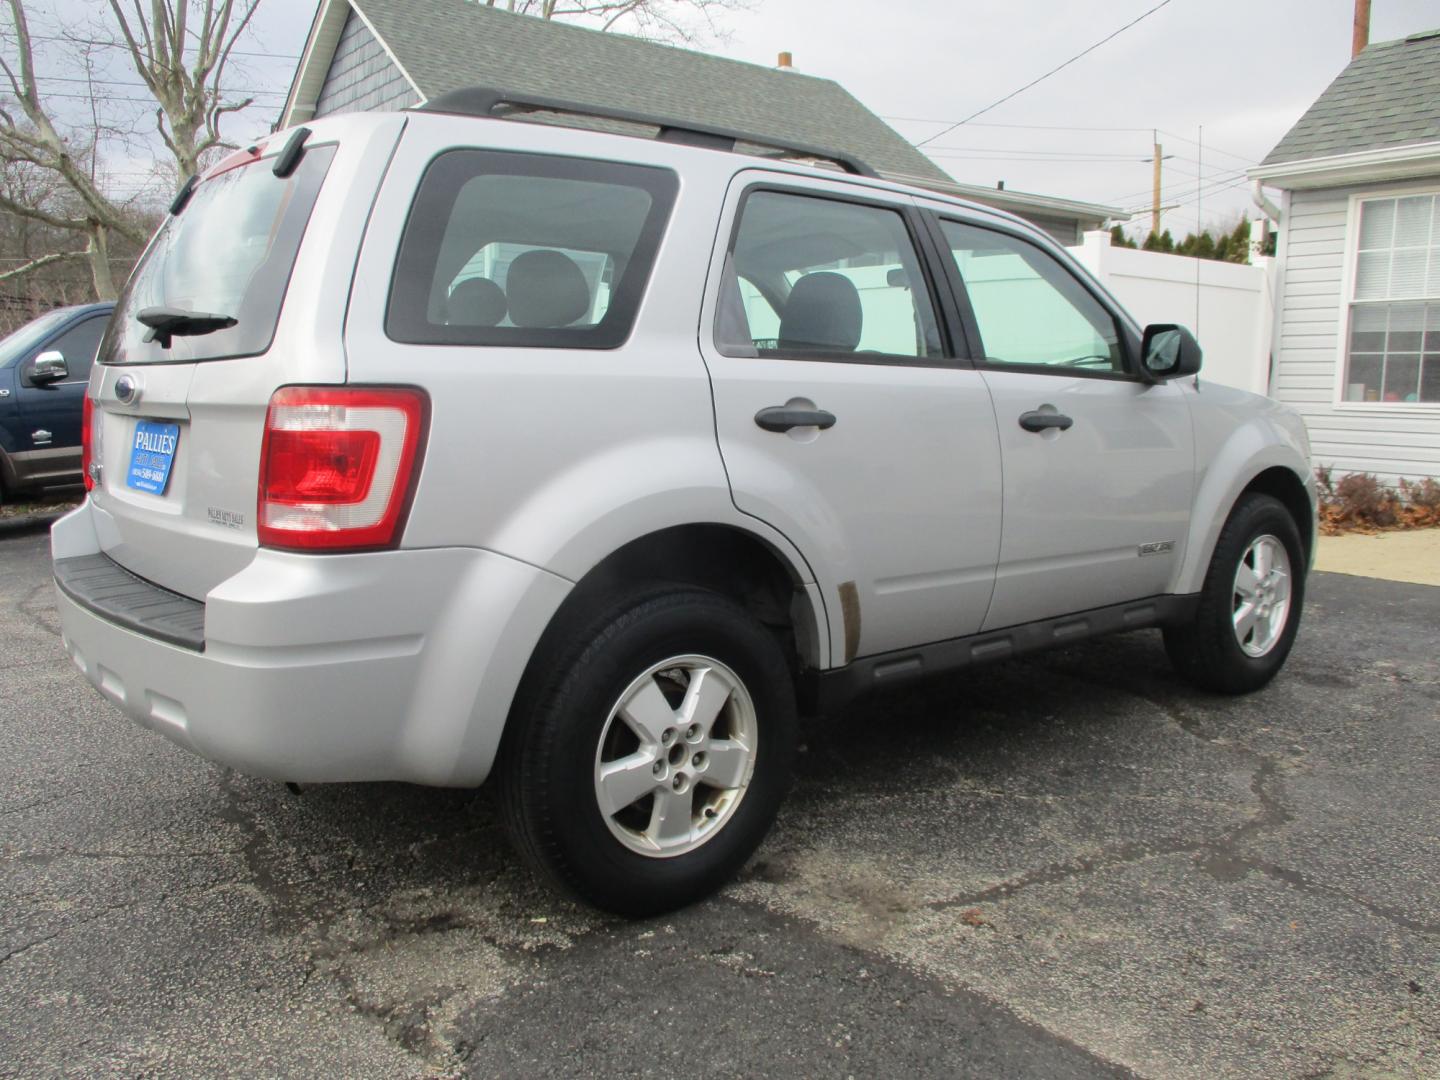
[100, 143, 335, 365]
[0, 308, 75, 366]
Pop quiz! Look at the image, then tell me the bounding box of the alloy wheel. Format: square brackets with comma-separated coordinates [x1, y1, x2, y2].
[1232, 533, 1292, 658]
[593, 655, 757, 858]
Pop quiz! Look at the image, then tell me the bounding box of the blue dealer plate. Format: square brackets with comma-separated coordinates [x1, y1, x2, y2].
[126, 420, 180, 495]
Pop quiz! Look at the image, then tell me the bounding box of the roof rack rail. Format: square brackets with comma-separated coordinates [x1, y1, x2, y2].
[417, 87, 878, 179]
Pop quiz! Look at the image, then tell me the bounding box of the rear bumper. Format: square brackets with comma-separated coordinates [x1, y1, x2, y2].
[52, 501, 571, 786]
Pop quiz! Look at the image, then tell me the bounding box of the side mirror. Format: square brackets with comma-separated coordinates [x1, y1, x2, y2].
[26, 350, 69, 386]
[1140, 324, 1202, 382]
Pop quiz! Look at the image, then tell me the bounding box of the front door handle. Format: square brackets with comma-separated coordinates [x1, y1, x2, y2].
[755, 405, 837, 433]
[1018, 409, 1073, 433]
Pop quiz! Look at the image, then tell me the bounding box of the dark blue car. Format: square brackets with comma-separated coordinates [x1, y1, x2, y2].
[0, 302, 113, 503]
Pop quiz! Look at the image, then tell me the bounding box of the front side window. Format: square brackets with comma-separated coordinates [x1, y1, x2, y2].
[940, 220, 1125, 375]
[0, 308, 71, 366]
[386, 151, 678, 349]
[716, 190, 943, 361]
[1344, 193, 1440, 404]
[48, 316, 108, 383]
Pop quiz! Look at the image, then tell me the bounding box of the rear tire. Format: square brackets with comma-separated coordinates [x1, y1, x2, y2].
[497, 583, 797, 916]
[1165, 493, 1305, 694]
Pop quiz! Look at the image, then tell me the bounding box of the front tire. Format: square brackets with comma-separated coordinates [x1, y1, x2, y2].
[1165, 493, 1306, 694]
[497, 584, 797, 916]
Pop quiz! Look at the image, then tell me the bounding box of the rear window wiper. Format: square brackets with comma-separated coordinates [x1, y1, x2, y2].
[137, 306, 237, 348]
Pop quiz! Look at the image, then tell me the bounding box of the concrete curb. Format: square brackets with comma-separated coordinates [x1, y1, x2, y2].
[1315, 527, 1440, 588]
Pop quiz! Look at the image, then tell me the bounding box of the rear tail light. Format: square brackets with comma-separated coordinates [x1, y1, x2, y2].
[258, 386, 428, 551]
[82, 395, 96, 491]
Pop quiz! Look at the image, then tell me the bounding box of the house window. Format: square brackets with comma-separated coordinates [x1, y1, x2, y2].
[1344, 193, 1440, 404]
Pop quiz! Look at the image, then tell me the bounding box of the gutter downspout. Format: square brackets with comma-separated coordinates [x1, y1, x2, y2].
[1251, 180, 1283, 400]
[1252, 180, 1280, 222]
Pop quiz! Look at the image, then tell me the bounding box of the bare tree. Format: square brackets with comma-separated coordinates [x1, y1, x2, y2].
[107, 0, 259, 179]
[0, 0, 260, 299]
[484, 0, 750, 43]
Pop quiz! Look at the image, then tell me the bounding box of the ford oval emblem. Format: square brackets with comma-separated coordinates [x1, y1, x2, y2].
[115, 374, 137, 404]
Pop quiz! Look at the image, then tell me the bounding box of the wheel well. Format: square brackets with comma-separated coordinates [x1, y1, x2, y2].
[559, 524, 821, 668]
[1241, 466, 1315, 563]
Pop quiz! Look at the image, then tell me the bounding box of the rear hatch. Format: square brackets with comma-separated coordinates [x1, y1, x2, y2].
[88, 115, 404, 599]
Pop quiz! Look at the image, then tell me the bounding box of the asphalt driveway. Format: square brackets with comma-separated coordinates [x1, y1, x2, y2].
[2, 523, 1436, 1078]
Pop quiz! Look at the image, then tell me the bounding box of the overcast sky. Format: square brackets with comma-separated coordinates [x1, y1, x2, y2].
[24, 0, 1440, 235]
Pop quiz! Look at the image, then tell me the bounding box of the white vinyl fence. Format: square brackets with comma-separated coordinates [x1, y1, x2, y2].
[1068, 231, 1277, 396]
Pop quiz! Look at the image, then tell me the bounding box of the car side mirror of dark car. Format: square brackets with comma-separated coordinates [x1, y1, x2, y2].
[25, 350, 69, 386]
[1140, 324, 1202, 382]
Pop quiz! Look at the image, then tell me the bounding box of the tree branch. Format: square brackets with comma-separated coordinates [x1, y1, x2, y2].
[196, 94, 250, 160]
[0, 248, 86, 283]
[529, 0, 749, 42]
[107, 0, 161, 99]
[0, 189, 87, 231]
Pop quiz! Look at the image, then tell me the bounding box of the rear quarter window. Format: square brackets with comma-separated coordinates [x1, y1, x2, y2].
[385, 150, 678, 350]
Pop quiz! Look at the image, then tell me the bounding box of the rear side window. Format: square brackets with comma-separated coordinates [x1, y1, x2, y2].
[101, 145, 336, 365]
[386, 151, 678, 349]
[716, 189, 943, 362]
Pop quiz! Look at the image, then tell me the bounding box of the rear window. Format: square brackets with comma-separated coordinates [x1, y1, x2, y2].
[100, 144, 336, 364]
[385, 150, 678, 349]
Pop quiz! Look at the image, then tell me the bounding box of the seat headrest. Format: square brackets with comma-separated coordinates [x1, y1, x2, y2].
[506, 250, 591, 329]
[446, 276, 507, 327]
[778, 271, 862, 352]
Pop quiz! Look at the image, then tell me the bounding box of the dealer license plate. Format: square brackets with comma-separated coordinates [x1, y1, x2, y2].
[126, 420, 180, 495]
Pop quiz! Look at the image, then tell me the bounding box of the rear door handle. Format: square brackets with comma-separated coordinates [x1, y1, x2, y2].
[755, 405, 837, 433]
[1018, 409, 1073, 433]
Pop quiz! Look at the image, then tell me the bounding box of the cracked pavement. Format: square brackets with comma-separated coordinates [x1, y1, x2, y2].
[2, 523, 1437, 1078]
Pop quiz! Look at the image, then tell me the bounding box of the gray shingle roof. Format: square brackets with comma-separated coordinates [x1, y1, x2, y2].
[351, 0, 951, 185]
[1261, 30, 1440, 166]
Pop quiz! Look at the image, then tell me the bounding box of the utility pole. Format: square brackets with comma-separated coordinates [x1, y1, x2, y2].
[1142, 135, 1175, 242]
[1151, 130, 1164, 238]
[1353, 0, 1371, 57]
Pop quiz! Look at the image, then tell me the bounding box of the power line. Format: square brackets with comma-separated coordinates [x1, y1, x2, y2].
[24, 73, 286, 96]
[1159, 176, 1253, 213]
[1116, 181, 1243, 213]
[0, 255, 133, 263]
[1107, 164, 1249, 205]
[928, 154, 1149, 165]
[887, 116, 1154, 133]
[1152, 168, 1251, 201]
[887, 117, 1261, 170]
[23, 32, 298, 60]
[914, 0, 1180, 147]
[924, 143, 1151, 159]
[1140, 160, 1243, 184]
[1129, 179, 1253, 223]
[15, 90, 276, 106]
[1155, 128, 1256, 166]
[1118, 171, 1251, 214]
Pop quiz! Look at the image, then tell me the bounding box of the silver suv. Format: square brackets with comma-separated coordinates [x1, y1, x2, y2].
[52, 90, 1315, 915]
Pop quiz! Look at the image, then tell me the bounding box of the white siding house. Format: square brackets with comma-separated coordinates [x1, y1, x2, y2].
[1252, 30, 1440, 485]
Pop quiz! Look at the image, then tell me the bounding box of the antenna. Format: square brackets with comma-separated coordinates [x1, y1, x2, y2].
[1195, 124, 1203, 337]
